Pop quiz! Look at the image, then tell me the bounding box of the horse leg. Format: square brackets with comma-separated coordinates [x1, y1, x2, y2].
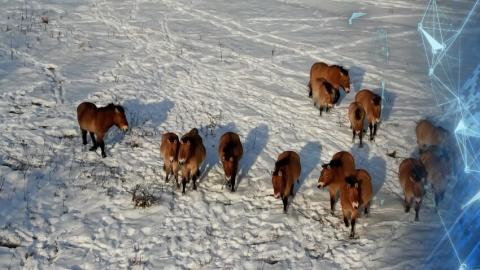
[329, 188, 336, 215]
[352, 130, 356, 143]
[364, 201, 370, 216]
[165, 167, 171, 182]
[369, 123, 374, 141]
[414, 199, 421, 221]
[81, 129, 87, 145]
[343, 216, 350, 227]
[350, 217, 356, 238]
[230, 173, 236, 192]
[282, 196, 288, 213]
[89, 132, 97, 151]
[319, 106, 323, 116]
[359, 130, 363, 147]
[373, 123, 378, 138]
[192, 172, 198, 190]
[96, 133, 106, 158]
[404, 197, 411, 213]
[181, 177, 187, 194]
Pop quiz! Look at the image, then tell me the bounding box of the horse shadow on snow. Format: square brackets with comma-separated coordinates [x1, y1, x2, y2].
[237, 124, 269, 190]
[350, 142, 387, 197]
[104, 98, 174, 146]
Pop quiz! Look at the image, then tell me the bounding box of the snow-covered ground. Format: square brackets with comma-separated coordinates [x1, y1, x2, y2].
[0, 0, 478, 269]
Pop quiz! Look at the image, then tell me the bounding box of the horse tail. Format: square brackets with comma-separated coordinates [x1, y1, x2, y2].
[355, 107, 363, 120]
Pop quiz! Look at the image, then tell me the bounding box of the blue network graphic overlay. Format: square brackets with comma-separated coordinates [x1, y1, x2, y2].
[418, 0, 480, 269]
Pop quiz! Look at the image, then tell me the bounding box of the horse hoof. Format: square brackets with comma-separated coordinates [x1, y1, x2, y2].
[89, 147, 97, 151]
[101, 153, 107, 158]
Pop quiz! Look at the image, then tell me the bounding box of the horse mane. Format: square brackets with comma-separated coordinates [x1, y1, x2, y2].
[166, 133, 178, 143]
[345, 175, 358, 187]
[329, 159, 343, 168]
[190, 128, 199, 135]
[355, 108, 363, 120]
[181, 135, 194, 145]
[102, 103, 125, 113]
[274, 157, 290, 174]
[324, 81, 334, 94]
[333, 65, 349, 76]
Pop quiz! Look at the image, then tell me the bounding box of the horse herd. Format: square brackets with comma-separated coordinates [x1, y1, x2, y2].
[76, 62, 456, 238]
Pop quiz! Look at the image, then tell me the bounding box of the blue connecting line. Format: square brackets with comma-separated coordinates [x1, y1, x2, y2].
[348, 12, 367, 25]
[419, 0, 480, 268]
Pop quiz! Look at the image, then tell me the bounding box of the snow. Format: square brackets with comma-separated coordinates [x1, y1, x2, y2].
[0, 0, 477, 269]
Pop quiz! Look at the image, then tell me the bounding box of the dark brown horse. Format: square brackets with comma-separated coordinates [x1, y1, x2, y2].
[318, 151, 356, 215]
[272, 151, 301, 213]
[355, 89, 381, 141]
[178, 128, 206, 194]
[340, 169, 373, 238]
[77, 102, 128, 158]
[399, 158, 427, 221]
[311, 78, 339, 116]
[348, 101, 366, 147]
[218, 132, 243, 192]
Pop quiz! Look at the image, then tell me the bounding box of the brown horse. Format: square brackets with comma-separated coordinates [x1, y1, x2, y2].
[341, 169, 373, 238]
[415, 120, 449, 153]
[160, 132, 180, 185]
[218, 132, 244, 192]
[318, 151, 356, 215]
[348, 101, 366, 147]
[311, 78, 339, 116]
[420, 146, 451, 209]
[355, 89, 381, 141]
[308, 62, 351, 97]
[178, 128, 206, 194]
[272, 151, 301, 213]
[399, 158, 427, 221]
[77, 102, 128, 158]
